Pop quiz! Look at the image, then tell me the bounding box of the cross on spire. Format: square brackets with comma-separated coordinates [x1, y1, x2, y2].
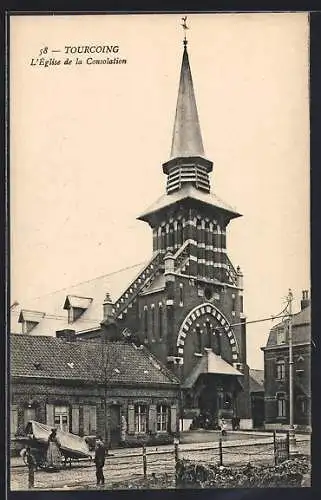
[181, 16, 189, 45]
[170, 18, 204, 159]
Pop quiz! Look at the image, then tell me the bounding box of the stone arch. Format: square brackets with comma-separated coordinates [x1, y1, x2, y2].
[176, 302, 240, 363]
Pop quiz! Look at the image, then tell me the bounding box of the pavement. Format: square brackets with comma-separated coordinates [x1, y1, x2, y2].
[10, 430, 311, 491]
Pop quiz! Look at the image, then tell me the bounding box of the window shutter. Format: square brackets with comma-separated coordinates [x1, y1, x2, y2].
[128, 404, 135, 435]
[11, 406, 18, 437]
[83, 405, 90, 435]
[90, 406, 97, 434]
[148, 405, 157, 434]
[46, 404, 54, 427]
[170, 404, 177, 433]
[71, 405, 80, 435]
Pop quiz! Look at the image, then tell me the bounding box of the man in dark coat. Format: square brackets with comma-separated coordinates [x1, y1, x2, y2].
[94, 437, 106, 486]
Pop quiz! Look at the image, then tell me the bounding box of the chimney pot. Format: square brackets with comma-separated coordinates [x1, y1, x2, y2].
[300, 289, 310, 310]
[103, 292, 114, 321]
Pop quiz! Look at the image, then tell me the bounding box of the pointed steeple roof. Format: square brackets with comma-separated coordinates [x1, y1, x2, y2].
[171, 40, 204, 159]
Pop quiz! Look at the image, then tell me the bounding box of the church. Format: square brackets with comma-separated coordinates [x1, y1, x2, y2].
[11, 35, 251, 431]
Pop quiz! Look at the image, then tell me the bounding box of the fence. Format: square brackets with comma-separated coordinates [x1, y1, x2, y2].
[12, 433, 310, 490]
[103, 433, 296, 484]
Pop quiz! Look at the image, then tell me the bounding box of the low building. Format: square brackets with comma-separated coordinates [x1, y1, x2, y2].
[249, 369, 264, 429]
[262, 290, 311, 430]
[10, 330, 180, 454]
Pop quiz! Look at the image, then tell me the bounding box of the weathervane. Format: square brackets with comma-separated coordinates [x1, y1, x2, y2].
[181, 16, 189, 45]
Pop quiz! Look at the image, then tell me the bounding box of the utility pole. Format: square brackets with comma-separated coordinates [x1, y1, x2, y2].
[287, 289, 297, 455]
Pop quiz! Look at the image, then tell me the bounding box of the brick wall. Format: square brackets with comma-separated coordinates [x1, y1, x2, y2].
[11, 378, 180, 450]
[263, 343, 311, 425]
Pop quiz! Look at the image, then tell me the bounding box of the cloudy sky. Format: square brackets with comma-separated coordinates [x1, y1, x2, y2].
[10, 13, 310, 368]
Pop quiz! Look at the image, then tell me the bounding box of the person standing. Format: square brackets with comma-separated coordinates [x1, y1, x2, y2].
[46, 428, 62, 470]
[24, 447, 36, 489]
[219, 417, 227, 436]
[94, 437, 106, 486]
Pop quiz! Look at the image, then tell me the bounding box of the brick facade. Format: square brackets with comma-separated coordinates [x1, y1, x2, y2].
[262, 298, 311, 429]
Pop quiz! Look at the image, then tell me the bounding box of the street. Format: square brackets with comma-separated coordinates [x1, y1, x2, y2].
[10, 431, 310, 490]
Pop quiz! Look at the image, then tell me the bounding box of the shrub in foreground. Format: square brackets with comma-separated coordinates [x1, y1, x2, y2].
[176, 456, 310, 488]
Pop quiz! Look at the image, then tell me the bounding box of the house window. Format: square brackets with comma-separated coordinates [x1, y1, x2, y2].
[297, 397, 308, 415]
[276, 360, 286, 380]
[135, 404, 147, 433]
[156, 405, 168, 432]
[159, 305, 163, 340]
[24, 407, 36, 426]
[276, 325, 287, 345]
[277, 394, 286, 417]
[54, 406, 70, 432]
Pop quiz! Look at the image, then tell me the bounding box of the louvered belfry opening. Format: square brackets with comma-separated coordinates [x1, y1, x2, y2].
[163, 39, 213, 195]
[163, 156, 213, 194]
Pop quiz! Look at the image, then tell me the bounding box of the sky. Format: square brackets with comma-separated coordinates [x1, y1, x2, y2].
[10, 13, 310, 368]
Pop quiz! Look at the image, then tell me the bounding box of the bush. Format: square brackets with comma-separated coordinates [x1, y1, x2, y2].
[119, 433, 173, 449]
[176, 456, 310, 488]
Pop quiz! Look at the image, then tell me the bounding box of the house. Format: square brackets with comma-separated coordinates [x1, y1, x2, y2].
[10, 330, 180, 453]
[262, 290, 311, 430]
[11, 36, 252, 429]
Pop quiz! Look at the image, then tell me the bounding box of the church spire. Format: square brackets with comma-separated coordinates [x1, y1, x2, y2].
[170, 28, 204, 158]
[162, 20, 213, 195]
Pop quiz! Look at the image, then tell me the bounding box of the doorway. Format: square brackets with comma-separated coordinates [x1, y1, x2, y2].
[109, 405, 121, 447]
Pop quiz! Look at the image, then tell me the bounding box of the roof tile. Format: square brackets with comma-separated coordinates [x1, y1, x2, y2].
[10, 334, 179, 386]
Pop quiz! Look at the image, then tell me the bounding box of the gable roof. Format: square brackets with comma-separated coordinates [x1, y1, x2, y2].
[265, 305, 311, 348]
[10, 334, 179, 387]
[182, 350, 242, 389]
[249, 369, 264, 393]
[11, 261, 147, 336]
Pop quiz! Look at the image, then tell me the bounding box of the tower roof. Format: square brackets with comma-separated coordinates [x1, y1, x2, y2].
[170, 41, 204, 159]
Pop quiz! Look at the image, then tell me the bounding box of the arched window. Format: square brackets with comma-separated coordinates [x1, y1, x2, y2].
[179, 283, 184, 306]
[143, 307, 148, 338]
[196, 325, 202, 353]
[205, 221, 210, 246]
[177, 221, 183, 246]
[151, 306, 155, 339]
[169, 224, 174, 249]
[205, 321, 211, 348]
[159, 304, 163, 340]
[232, 294, 236, 312]
[213, 328, 221, 356]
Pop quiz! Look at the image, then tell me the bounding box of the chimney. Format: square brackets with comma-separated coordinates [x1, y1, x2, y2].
[103, 292, 114, 322]
[56, 329, 76, 341]
[301, 290, 310, 311]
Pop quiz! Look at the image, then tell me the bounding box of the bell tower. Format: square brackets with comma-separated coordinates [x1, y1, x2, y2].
[138, 36, 242, 287]
[134, 24, 251, 424]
